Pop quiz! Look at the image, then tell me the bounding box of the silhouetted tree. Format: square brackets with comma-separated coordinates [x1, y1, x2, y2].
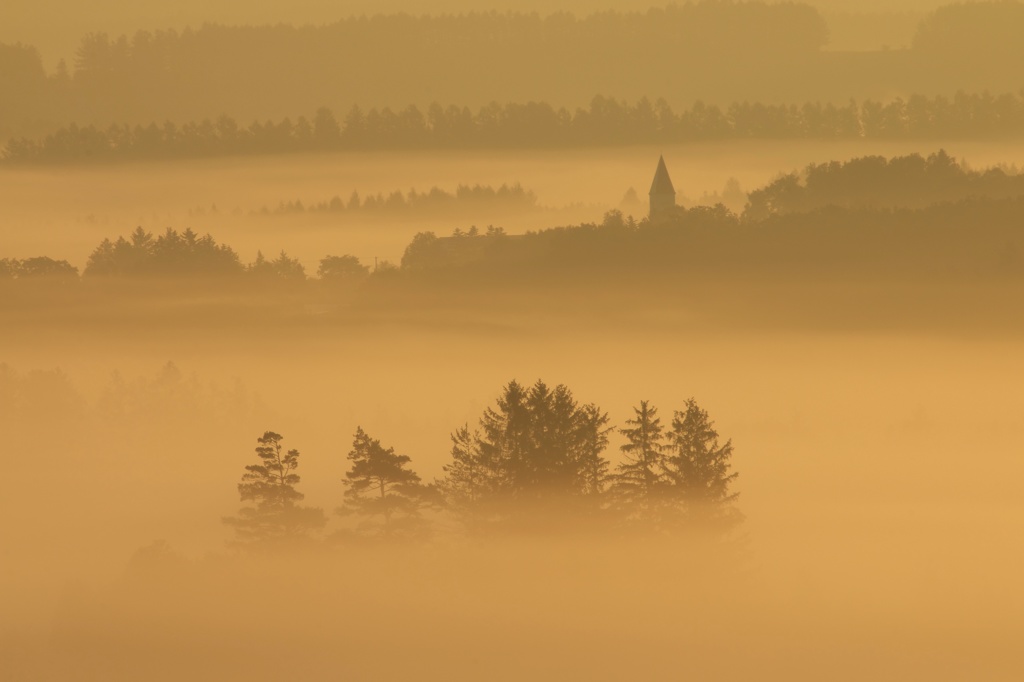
[224, 431, 326, 546]
[611, 401, 668, 524]
[664, 399, 741, 529]
[337, 427, 430, 539]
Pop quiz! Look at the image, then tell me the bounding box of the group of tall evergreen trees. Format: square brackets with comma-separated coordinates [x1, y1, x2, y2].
[224, 380, 742, 546]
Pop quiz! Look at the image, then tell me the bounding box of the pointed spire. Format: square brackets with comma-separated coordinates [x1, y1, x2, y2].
[649, 155, 676, 196]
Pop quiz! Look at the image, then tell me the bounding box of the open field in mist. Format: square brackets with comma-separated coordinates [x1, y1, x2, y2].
[6, 137, 1024, 269]
[2, 320, 1023, 680]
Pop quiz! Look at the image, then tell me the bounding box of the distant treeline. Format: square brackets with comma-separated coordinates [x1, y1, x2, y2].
[0, 3, 827, 137]
[5, 153, 1024, 289]
[8, 92, 1024, 163]
[0, 227, 375, 286]
[400, 200, 1024, 283]
[259, 184, 538, 217]
[400, 153, 1024, 279]
[6, 2, 1024, 140]
[84, 227, 378, 283]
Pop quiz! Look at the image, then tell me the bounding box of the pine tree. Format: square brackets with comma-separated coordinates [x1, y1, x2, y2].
[223, 431, 326, 546]
[338, 427, 429, 539]
[612, 400, 668, 523]
[477, 379, 531, 496]
[664, 399, 741, 529]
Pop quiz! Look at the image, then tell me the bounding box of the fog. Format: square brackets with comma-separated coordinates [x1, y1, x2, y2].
[4, 1, 1024, 680]
[3, 321, 1023, 680]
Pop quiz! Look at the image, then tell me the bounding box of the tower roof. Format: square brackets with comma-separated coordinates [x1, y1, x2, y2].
[649, 155, 676, 196]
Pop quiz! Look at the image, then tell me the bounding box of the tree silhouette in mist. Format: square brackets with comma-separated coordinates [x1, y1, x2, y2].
[439, 380, 611, 530]
[0, 257, 78, 283]
[84, 227, 242, 277]
[224, 431, 326, 546]
[611, 401, 669, 525]
[317, 255, 369, 284]
[247, 250, 306, 283]
[337, 427, 432, 540]
[664, 399, 742, 530]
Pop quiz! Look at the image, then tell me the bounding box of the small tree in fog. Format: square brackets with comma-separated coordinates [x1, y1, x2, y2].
[611, 401, 668, 524]
[663, 399, 741, 529]
[338, 427, 431, 539]
[439, 424, 497, 529]
[224, 431, 326, 546]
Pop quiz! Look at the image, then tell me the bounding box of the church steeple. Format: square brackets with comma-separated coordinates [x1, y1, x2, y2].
[649, 155, 676, 221]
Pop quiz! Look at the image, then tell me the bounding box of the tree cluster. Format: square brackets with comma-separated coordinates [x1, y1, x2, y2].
[744, 150, 1024, 219]
[9, 91, 1024, 164]
[85, 226, 243, 277]
[225, 381, 741, 546]
[0, 256, 79, 283]
[79, 226, 373, 285]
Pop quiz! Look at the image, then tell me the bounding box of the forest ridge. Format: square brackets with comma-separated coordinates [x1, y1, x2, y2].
[5, 2, 1024, 139]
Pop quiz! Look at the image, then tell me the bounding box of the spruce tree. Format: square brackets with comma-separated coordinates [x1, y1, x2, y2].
[576, 403, 612, 498]
[338, 427, 429, 538]
[223, 431, 326, 546]
[664, 398, 741, 529]
[612, 401, 668, 523]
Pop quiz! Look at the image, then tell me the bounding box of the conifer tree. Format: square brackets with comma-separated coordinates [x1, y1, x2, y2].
[612, 400, 668, 523]
[224, 431, 326, 546]
[664, 399, 741, 529]
[338, 427, 429, 538]
[438, 424, 496, 530]
[576, 403, 612, 497]
[439, 379, 611, 528]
